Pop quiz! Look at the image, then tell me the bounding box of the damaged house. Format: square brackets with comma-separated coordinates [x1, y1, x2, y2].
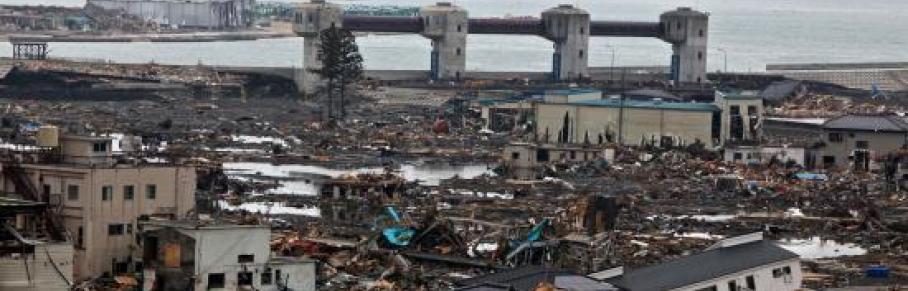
[140, 220, 316, 291]
[534, 90, 764, 148]
[597, 233, 802, 291]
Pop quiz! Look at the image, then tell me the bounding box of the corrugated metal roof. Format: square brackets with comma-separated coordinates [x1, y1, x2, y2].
[609, 240, 799, 291]
[822, 115, 908, 132]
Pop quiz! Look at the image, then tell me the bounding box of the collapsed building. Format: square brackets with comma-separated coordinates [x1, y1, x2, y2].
[140, 220, 316, 291]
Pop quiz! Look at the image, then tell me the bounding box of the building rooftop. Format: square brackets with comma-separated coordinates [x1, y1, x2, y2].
[568, 99, 719, 112]
[822, 115, 908, 132]
[608, 239, 799, 291]
[457, 265, 616, 291]
[718, 90, 763, 100]
[545, 88, 601, 95]
[141, 220, 269, 230]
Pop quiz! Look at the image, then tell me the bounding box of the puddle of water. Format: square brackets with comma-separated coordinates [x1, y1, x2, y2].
[223, 162, 495, 195]
[231, 135, 289, 147]
[214, 148, 267, 153]
[675, 232, 725, 240]
[777, 237, 867, 259]
[217, 200, 320, 217]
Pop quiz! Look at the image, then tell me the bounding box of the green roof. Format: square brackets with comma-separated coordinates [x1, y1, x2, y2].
[568, 99, 720, 112]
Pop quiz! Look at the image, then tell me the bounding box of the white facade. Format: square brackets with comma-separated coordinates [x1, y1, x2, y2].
[143, 222, 316, 291]
[677, 258, 802, 291]
[724, 146, 807, 166]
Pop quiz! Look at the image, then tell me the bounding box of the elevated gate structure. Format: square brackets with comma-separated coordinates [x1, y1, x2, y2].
[294, 0, 709, 94]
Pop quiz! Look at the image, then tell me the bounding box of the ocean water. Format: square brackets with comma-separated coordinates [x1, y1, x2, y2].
[2, 0, 908, 72]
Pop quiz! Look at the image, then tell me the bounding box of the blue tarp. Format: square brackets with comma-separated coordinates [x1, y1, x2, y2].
[382, 227, 415, 246]
[527, 219, 550, 242]
[795, 172, 828, 181]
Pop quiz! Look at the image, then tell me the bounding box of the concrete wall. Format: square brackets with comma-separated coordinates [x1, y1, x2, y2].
[60, 136, 114, 165]
[676, 258, 801, 291]
[88, 0, 254, 29]
[166, 226, 315, 291]
[0, 164, 197, 280]
[536, 103, 715, 147]
[714, 96, 763, 143]
[724, 146, 807, 166]
[0, 242, 73, 291]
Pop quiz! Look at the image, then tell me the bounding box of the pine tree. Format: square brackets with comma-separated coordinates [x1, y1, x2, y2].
[314, 25, 363, 120]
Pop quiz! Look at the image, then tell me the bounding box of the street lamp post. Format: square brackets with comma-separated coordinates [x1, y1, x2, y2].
[717, 47, 728, 73]
[605, 45, 617, 81]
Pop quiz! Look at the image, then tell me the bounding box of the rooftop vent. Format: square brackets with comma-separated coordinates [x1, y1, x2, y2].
[437, 2, 452, 6]
[558, 4, 574, 8]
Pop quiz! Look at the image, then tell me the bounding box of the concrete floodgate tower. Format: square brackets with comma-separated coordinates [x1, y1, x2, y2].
[294, 0, 343, 95]
[421, 2, 468, 81]
[660, 7, 709, 84]
[542, 4, 591, 81]
[292, 1, 710, 93]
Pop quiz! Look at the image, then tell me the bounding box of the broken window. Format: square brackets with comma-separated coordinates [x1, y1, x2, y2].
[238, 254, 254, 264]
[238, 272, 253, 286]
[146, 184, 157, 200]
[729, 105, 744, 140]
[67, 185, 79, 200]
[101, 185, 113, 201]
[262, 268, 273, 285]
[694, 286, 717, 291]
[77, 227, 83, 247]
[108, 224, 124, 236]
[208, 273, 225, 289]
[856, 140, 869, 149]
[93, 142, 107, 152]
[828, 132, 844, 143]
[727, 281, 737, 291]
[559, 112, 572, 143]
[570, 151, 576, 159]
[773, 268, 784, 278]
[746, 275, 757, 290]
[823, 155, 836, 165]
[511, 152, 520, 160]
[123, 185, 135, 200]
[733, 152, 743, 161]
[537, 149, 550, 162]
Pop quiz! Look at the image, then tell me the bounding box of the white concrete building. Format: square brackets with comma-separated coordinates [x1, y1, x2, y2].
[601, 233, 802, 291]
[724, 145, 807, 166]
[141, 221, 316, 291]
